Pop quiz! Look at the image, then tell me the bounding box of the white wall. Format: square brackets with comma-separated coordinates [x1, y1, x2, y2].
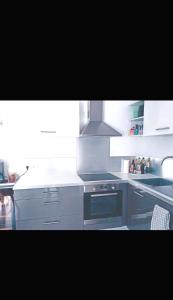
[104, 101, 136, 135]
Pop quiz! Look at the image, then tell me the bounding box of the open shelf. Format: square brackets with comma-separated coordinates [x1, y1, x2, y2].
[128, 135, 143, 137]
[128, 101, 144, 136]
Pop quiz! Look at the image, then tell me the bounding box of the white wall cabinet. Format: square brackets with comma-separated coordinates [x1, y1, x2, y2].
[1, 101, 80, 137]
[143, 101, 173, 136]
[106, 101, 142, 157]
[37, 101, 79, 137]
[154, 101, 173, 135]
[105, 100, 173, 138]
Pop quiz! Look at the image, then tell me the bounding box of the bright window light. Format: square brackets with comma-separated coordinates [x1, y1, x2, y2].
[0, 101, 79, 174]
[162, 159, 173, 179]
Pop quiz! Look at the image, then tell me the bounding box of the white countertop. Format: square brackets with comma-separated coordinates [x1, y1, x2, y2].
[13, 169, 173, 205]
[13, 168, 83, 190]
[14, 169, 157, 190]
[111, 172, 173, 205]
[110, 172, 158, 181]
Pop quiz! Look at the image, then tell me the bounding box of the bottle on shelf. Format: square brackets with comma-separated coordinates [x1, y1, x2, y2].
[129, 159, 136, 173]
[146, 157, 152, 173]
[141, 157, 146, 174]
[139, 124, 143, 135]
[129, 122, 143, 136]
[134, 124, 139, 135]
[129, 126, 135, 135]
[134, 158, 138, 174]
[135, 157, 142, 174]
[129, 157, 147, 174]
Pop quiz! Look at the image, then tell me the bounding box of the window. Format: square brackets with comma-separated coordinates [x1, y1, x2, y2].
[0, 101, 79, 174]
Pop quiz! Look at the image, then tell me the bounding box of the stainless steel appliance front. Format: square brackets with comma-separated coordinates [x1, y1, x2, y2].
[83, 183, 123, 228]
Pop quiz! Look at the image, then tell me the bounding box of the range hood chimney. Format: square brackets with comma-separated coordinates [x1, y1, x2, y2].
[79, 101, 122, 136]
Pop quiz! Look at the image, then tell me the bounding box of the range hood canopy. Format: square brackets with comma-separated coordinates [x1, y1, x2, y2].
[79, 101, 122, 136]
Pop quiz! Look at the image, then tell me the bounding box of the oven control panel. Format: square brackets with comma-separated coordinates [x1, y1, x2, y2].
[84, 184, 118, 193]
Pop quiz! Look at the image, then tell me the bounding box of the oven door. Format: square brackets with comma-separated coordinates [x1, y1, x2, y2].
[84, 190, 122, 223]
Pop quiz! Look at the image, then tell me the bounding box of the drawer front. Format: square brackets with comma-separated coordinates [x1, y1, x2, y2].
[15, 198, 62, 221]
[59, 186, 83, 215]
[16, 217, 62, 230]
[130, 211, 153, 226]
[129, 187, 156, 212]
[16, 215, 83, 230]
[14, 187, 60, 201]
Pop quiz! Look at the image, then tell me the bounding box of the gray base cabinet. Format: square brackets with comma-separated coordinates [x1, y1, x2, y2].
[128, 185, 155, 228]
[128, 184, 173, 229]
[14, 186, 84, 230]
[16, 215, 83, 230]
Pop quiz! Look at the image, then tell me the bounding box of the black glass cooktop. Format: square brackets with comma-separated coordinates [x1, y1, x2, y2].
[78, 173, 120, 182]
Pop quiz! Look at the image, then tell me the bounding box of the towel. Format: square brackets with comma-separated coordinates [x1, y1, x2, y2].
[151, 205, 170, 230]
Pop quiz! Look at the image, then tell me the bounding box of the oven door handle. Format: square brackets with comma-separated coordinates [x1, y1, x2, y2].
[91, 193, 119, 197]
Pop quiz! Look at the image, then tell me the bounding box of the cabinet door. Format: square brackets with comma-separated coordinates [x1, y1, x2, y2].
[154, 101, 173, 135]
[2, 101, 79, 138]
[128, 185, 157, 228]
[128, 185, 173, 229]
[144, 101, 173, 136]
[38, 101, 79, 137]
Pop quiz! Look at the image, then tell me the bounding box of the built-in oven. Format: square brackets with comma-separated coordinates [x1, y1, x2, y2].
[84, 183, 123, 229]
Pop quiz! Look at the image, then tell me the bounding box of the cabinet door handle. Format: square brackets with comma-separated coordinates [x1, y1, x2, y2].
[43, 220, 61, 225]
[43, 191, 59, 194]
[131, 211, 153, 220]
[43, 201, 61, 205]
[91, 193, 118, 197]
[155, 127, 170, 131]
[133, 191, 144, 198]
[136, 207, 153, 212]
[40, 130, 57, 134]
[138, 190, 146, 194]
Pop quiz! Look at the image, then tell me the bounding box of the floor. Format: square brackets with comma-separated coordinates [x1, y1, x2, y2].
[0, 196, 13, 230]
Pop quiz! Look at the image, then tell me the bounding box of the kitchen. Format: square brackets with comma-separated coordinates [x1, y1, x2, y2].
[0, 100, 173, 230]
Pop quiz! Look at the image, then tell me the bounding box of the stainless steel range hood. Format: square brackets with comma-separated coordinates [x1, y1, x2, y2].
[79, 101, 122, 136]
